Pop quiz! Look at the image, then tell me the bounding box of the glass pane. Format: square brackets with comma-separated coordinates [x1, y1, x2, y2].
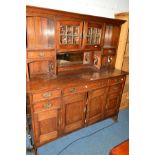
[67, 36, 73, 44]
[96, 37, 100, 44]
[92, 35, 96, 44]
[86, 37, 91, 45]
[57, 52, 84, 67]
[97, 28, 101, 34]
[73, 36, 79, 44]
[60, 25, 66, 35]
[92, 28, 97, 34]
[87, 27, 91, 36]
[60, 35, 67, 44]
[73, 26, 79, 36]
[67, 26, 73, 35]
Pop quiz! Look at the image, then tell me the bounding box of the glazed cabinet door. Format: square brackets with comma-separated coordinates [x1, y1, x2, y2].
[62, 92, 87, 133]
[86, 87, 107, 125]
[56, 20, 83, 51]
[26, 16, 55, 50]
[83, 21, 104, 50]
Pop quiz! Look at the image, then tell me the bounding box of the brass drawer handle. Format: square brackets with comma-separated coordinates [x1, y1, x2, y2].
[38, 52, 45, 57]
[69, 88, 76, 93]
[43, 102, 52, 109]
[43, 92, 52, 98]
[94, 45, 97, 48]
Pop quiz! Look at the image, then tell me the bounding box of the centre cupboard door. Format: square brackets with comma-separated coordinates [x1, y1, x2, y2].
[82, 21, 104, 50]
[62, 92, 87, 134]
[86, 87, 108, 125]
[56, 19, 83, 51]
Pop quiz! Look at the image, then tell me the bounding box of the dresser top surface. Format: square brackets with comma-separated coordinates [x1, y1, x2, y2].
[26, 68, 128, 93]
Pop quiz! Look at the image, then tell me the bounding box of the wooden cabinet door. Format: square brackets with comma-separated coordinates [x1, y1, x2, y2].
[103, 24, 121, 48]
[62, 93, 87, 133]
[83, 21, 104, 50]
[33, 108, 60, 146]
[56, 20, 83, 51]
[86, 88, 107, 125]
[26, 16, 55, 49]
[105, 93, 121, 118]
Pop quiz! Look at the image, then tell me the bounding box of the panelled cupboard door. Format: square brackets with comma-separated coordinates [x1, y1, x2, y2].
[33, 109, 60, 146]
[62, 93, 87, 133]
[83, 21, 104, 50]
[86, 88, 107, 125]
[105, 93, 121, 118]
[26, 16, 55, 49]
[56, 20, 83, 51]
[103, 24, 121, 48]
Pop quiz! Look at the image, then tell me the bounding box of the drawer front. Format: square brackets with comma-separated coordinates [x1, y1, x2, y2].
[109, 84, 123, 94]
[87, 79, 108, 90]
[33, 98, 61, 112]
[27, 51, 54, 60]
[63, 85, 87, 96]
[109, 76, 125, 85]
[33, 89, 61, 103]
[63, 80, 108, 96]
[103, 49, 116, 55]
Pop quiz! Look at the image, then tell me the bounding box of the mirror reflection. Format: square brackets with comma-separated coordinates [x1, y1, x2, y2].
[57, 52, 90, 67]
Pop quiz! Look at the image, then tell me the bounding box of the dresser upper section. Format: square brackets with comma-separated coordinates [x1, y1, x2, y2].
[26, 6, 126, 81]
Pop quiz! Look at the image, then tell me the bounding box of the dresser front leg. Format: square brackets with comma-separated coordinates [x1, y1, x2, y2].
[34, 147, 38, 155]
[112, 115, 118, 122]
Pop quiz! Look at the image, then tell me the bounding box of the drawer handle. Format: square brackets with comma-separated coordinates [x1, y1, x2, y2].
[70, 88, 76, 93]
[94, 45, 97, 48]
[43, 102, 52, 109]
[43, 92, 52, 98]
[38, 52, 45, 57]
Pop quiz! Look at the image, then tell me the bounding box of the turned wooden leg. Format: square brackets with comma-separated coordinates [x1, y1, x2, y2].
[34, 147, 38, 155]
[112, 115, 118, 122]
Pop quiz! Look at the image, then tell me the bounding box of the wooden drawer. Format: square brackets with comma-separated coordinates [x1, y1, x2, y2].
[63, 80, 108, 96]
[32, 89, 61, 103]
[109, 84, 123, 94]
[103, 49, 116, 55]
[27, 51, 54, 60]
[33, 98, 61, 112]
[109, 76, 125, 85]
[63, 85, 87, 96]
[87, 79, 108, 90]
